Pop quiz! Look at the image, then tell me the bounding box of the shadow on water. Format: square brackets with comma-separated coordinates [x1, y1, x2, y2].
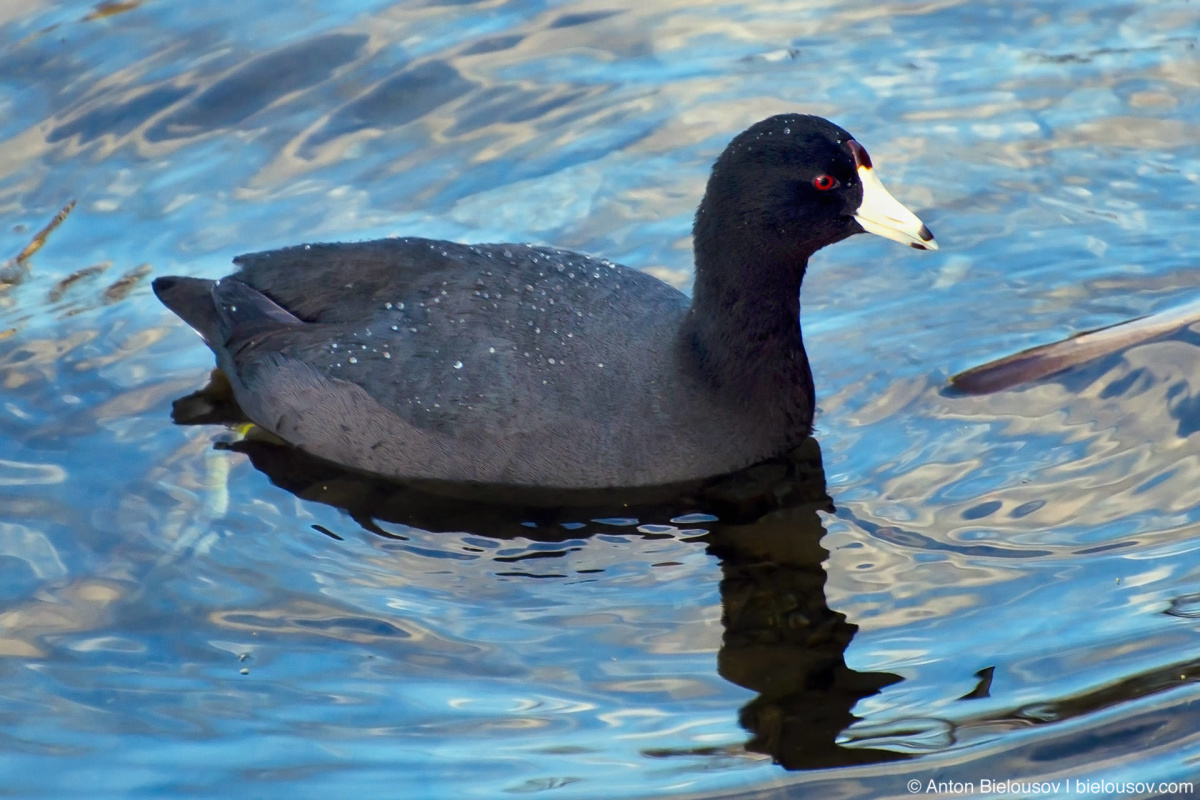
[171, 370, 906, 771]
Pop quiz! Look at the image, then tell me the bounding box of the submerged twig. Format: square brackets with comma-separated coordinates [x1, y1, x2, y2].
[13, 200, 76, 267]
[103, 263, 153, 304]
[48, 262, 111, 303]
[1, 200, 77, 292]
[83, 1, 143, 21]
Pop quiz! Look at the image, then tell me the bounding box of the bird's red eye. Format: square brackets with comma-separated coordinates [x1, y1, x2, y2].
[813, 174, 837, 191]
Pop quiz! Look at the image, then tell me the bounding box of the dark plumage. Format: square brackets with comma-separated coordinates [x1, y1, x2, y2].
[154, 114, 936, 489]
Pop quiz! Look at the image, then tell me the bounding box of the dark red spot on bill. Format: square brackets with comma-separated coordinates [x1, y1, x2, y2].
[847, 139, 872, 170]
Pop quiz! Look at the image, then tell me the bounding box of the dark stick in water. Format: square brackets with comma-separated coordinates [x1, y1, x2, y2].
[951, 296, 1200, 394]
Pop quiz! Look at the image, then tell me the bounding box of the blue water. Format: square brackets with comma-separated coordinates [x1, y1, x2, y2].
[3, 0, 1200, 797]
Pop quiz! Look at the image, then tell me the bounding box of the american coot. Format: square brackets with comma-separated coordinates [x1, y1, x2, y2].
[154, 114, 937, 489]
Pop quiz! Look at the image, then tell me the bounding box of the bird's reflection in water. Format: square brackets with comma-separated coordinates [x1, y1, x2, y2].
[173, 371, 906, 770]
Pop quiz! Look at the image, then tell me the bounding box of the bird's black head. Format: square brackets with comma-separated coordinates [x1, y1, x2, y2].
[693, 114, 937, 271]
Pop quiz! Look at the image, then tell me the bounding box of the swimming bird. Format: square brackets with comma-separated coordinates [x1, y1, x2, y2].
[153, 114, 936, 490]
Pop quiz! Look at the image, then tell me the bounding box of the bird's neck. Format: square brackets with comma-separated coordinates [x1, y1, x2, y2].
[684, 245, 814, 404]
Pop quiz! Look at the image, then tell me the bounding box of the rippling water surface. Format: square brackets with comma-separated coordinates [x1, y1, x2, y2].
[3, 0, 1200, 797]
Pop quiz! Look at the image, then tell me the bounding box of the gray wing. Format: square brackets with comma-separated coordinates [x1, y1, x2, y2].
[213, 239, 695, 485]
